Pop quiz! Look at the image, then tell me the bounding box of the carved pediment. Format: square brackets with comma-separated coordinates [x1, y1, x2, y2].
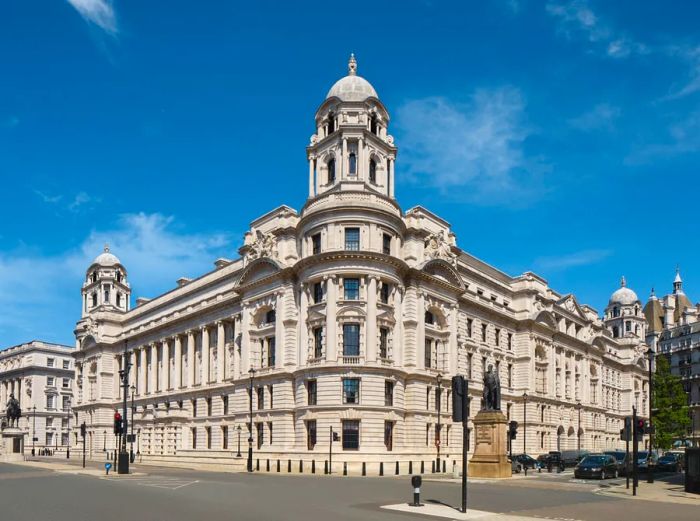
[556, 294, 587, 320]
[420, 258, 465, 290]
[236, 258, 282, 287]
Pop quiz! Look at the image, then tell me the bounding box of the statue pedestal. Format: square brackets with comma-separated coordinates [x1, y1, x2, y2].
[1, 428, 27, 462]
[468, 410, 511, 478]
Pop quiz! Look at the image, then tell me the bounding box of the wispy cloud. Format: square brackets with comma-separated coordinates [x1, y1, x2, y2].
[66, 0, 118, 35]
[34, 189, 99, 212]
[68, 191, 97, 212]
[568, 103, 620, 131]
[626, 109, 700, 163]
[664, 46, 700, 100]
[34, 190, 63, 204]
[534, 249, 612, 272]
[0, 213, 231, 346]
[396, 87, 546, 205]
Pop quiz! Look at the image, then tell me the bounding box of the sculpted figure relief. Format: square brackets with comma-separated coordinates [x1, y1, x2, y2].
[482, 365, 501, 411]
[247, 230, 278, 260]
[424, 230, 457, 265]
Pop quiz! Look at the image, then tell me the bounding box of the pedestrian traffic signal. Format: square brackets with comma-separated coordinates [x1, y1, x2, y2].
[80, 422, 86, 438]
[332, 432, 340, 442]
[451, 375, 469, 422]
[509, 421, 519, 440]
[636, 418, 645, 435]
[114, 411, 122, 435]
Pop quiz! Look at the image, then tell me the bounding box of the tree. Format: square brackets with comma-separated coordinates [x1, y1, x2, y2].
[652, 355, 691, 449]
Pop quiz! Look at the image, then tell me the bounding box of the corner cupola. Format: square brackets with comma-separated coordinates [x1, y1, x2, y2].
[82, 244, 131, 316]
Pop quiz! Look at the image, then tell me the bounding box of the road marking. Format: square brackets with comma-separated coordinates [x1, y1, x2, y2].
[102, 475, 199, 490]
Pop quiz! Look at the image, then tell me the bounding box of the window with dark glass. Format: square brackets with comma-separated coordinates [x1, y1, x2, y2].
[468, 353, 473, 379]
[424, 339, 432, 368]
[265, 309, 276, 324]
[256, 423, 264, 449]
[222, 395, 229, 415]
[382, 233, 391, 255]
[343, 323, 360, 356]
[508, 364, 513, 388]
[222, 426, 228, 449]
[91, 292, 97, 306]
[328, 112, 335, 134]
[313, 281, 324, 303]
[192, 399, 197, 418]
[369, 159, 377, 183]
[207, 397, 212, 416]
[467, 318, 473, 337]
[380, 282, 390, 304]
[313, 327, 323, 359]
[507, 333, 513, 350]
[191, 428, 197, 449]
[327, 158, 336, 183]
[426, 387, 431, 410]
[307, 379, 317, 405]
[481, 323, 488, 342]
[344, 228, 360, 250]
[370, 114, 378, 135]
[435, 386, 442, 411]
[343, 278, 359, 300]
[342, 378, 360, 404]
[268, 422, 273, 444]
[306, 420, 317, 449]
[379, 327, 389, 359]
[206, 426, 212, 449]
[312, 233, 321, 255]
[342, 420, 360, 450]
[495, 328, 501, 347]
[267, 337, 276, 367]
[425, 311, 435, 325]
[349, 153, 357, 175]
[384, 380, 394, 406]
[257, 387, 264, 409]
[384, 421, 394, 451]
[268, 385, 274, 408]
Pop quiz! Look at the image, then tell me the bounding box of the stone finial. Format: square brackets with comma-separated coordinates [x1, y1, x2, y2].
[620, 275, 626, 287]
[348, 53, 357, 76]
[104, 243, 110, 253]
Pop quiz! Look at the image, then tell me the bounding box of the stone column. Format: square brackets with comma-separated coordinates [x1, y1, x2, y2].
[299, 284, 308, 365]
[187, 331, 195, 388]
[308, 156, 315, 197]
[149, 343, 157, 394]
[418, 291, 426, 368]
[275, 292, 284, 368]
[366, 276, 378, 362]
[389, 157, 395, 198]
[358, 137, 364, 180]
[342, 138, 348, 179]
[174, 335, 182, 389]
[162, 339, 170, 391]
[241, 307, 251, 372]
[139, 347, 147, 395]
[233, 314, 241, 380]
[325, 276, 337, 361]
[216, 321, 225, 382]
[201, 326, 210, 385]
[394, 286, 404, 365]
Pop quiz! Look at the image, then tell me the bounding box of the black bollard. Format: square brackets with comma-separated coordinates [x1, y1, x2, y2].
[362, 462, 366, 476]
[431, 461, 435, 473]
[421, 461, 425, 474]
[324, 460, 328, 475]
[256, 459, 260, 471]
[266, 459, 270, 472]
[396, 461, 400, 475]
[312, 460, 316, 474]
[409, 461, 413, 474]
[380, 462, 384, 476]
[288, 459, 291, 473]
[299, 460, 303, 473]
[343, 462, 347, 476]
[410, 475, 423, 507]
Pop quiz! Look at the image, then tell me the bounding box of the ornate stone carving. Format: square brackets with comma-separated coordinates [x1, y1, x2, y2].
[24, 377, 32, 397]
[247, 230, 278, 261]
[424, 230, 457, 265]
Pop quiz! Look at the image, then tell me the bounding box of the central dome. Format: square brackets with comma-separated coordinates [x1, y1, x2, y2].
[92, 244, 121, 266]
[609, 276, 639, 305]
[326, 54, 378, 102]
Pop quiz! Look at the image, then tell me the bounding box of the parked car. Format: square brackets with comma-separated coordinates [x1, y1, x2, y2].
[509, 457, 523, 474]
[665, 450, 686, 470]
[538, 452, 565, 471]
[574, 454, 618, 480]
[513, 453, 540, 470]
[657, 454, 681, 472]
[559, 450, 590, 467]
[636, 451, 658, 473]
[603, 450, 628, 475]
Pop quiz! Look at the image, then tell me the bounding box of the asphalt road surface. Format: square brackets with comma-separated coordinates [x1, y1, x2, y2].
[0, 461, 695, 521]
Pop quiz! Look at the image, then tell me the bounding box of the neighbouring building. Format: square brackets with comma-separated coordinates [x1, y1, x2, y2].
[645, 270, 700, 446]
[71, 56, 649, 471]
[0, 341, 75, 453]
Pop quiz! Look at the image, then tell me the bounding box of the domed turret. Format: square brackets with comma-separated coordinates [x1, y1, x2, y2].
[326, 54, 379, 102]
[609, 276, 640, 306]
[604, 276, 645, 340]
[81, 244, 130, 316]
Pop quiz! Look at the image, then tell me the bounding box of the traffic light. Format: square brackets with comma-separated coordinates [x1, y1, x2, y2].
[114, 411, 122, 435]
[451, 375, 469, 422]
[636, 418, 645, 435]
[509, 421, 519, 440]
[80, 422, 86, 438]
[332, 432, 340, 442]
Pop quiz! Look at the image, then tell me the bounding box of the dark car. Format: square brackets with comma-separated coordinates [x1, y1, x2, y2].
[562, 450, 590, 467]
[657, 454, 681, 473]
[574, 454, 618, 480]
[603, 450, 628, 475]
[513, 453, 539, 470]
[538, 452, 565, 471]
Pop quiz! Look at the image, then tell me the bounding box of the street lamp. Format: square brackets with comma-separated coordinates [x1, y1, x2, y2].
[130, 384, 136, 462]
[522, 391, 528, 453]
[647, 348, 655, 484]
[436, 373, 442, 472]
[247, 367, 255, 472]
[31, 406, 36, 457]
[103, 430, 106, 452]
[576, 401, 582, 453]
[236, 425, 242, 458]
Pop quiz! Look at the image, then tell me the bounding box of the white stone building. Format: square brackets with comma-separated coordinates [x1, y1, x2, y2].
[1, 341, 75, 453]
[71, 56, 649, 470]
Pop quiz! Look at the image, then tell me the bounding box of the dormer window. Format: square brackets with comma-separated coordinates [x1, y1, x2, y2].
[349, 153, 357, 175]
[369, 159, 377, 184]
[327, 158, 336, 184]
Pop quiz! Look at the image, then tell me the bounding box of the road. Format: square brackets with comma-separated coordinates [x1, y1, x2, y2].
[0, 460, 695, 521]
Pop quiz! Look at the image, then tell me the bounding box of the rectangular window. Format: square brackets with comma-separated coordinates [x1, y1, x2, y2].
[343, 278, 360, 300]
[313, 327, 323, 359]
[382, 233, 391, 255]
[63, 360, 70, 369]
[313, 282, 324, 304]
[46, 417, 53, 428]
[46, 395, 55, 409]
[257, 387, 264, 410]
[384, 421, 394, 451]
[342, 420, 360, 450]
[267, 337, 276, 367]
[379, 327, 389, 359]
[206, 426, 212, 449]
[256, 423, 264, 449]
[222, 395, 229, 415]
[426, 387, 431, 410]
[342, 378, 360, 404]
[268, 422, 273, 444]
[312, 233, 321, 255]
[424, 339, 432, 369]
[46, 433, 53, 447]
[47, 358, 55, 368]
[468, 353, 473, 379]
[467, 318, 473, 337]
[191, 428, 197, 449]
[344, 228, 360, 251]
[62, 396, 70, 411]
[385, 380, 394, 407]
[268, 385, 274, 408]
[47, 376, 55, 387]
[508, 364, 513, 388]
[481, 323, 488, 342]
[61, 433, 69, 446]
[192, 399, 197, 418]
[62, 378, 70, 388]
[222, 426, 228, 449]
[306, 420, 317, 450]
[507, 333, 513, 350]
[342, 323, 360, 356]
[207, 397, 212, 416]
[495, 328, 500, 347]
[61, 418, 68, 428]
[435, 386, 442, 411]
[307, 379, 317, 406]
[426, 424, 430, 446]
[380, 283, 390, 304]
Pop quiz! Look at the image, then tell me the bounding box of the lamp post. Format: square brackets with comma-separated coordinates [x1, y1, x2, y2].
[247, 367, 255, 472]
[576, 401, 582, 453]
[436, 373, 442, 472]
[103, 430, 106, 452]
[647, 348, 655, 484]
[130, 384, 136, 461]
[31, 406, 36, 457]
[236, 425, 242, 457]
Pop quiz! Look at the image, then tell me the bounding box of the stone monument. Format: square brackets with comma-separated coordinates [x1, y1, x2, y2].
[468, 365, 511, 478]
[1, 394, 26, 462]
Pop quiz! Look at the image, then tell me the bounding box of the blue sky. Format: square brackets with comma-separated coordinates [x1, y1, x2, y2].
[1, 0, 699, 347]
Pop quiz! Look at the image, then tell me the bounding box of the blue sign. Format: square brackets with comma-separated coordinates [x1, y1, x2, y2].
[105, 462, 112, 471]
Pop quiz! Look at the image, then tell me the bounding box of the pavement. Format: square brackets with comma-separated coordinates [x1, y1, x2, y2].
[1, 458, 697, 521]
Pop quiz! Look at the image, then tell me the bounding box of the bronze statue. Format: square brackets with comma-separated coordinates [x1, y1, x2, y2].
[482, 365, 501, 411]
[5, 393, 21, 428]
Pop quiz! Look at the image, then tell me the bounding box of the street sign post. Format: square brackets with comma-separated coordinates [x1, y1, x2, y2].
[451, 375, 469, 514]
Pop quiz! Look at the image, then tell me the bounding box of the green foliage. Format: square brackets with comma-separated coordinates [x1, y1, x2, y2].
[652, 355, 691, 449]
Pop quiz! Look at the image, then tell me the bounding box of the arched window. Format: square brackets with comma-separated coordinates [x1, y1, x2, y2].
[327, 112, 335, 135]
[265, 309, 276, 324]
[116, 270, 122, 283]
[369, 159, 377, 183]
[370, 114, 378, 135]
[349, 153, 357, 175]
[327, 158, 336, 184]
[425, 311, 435, 325]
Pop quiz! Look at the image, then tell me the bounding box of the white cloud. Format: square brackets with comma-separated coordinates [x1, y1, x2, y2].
[534, 249, 612, 272]
[568, 103, 620, 131]
[0, 213, 231, 346]
[66, 0, 118, 35]
[396, 87, 545, 205]
[664, 46, 700, 100]
[34, 190, 63, 204]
